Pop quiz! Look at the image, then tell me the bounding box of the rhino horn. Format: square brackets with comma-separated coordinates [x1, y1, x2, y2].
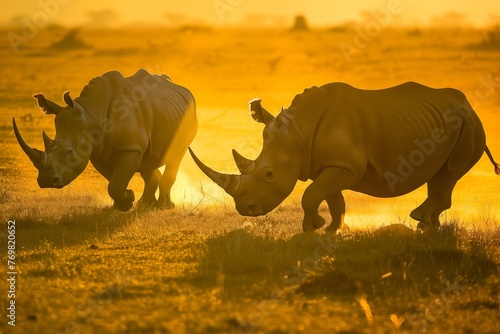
[42, 131, 56, 150]
[232, 149, 255, 174]
[12, 118, 47, 168]
[189, 148, 240, 196]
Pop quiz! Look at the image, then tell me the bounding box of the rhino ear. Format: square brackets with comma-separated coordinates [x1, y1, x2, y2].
[63, 91, 74, 108]
[249, 98, 275, 125]
[33, 94, 63, 115]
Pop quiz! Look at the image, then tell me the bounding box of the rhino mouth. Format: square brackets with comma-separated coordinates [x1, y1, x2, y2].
[236, 201, 266, 216]
[38, 176, 65, 189]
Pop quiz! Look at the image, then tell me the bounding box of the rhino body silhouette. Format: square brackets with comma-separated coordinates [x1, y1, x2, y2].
[14, 69, 197, 211]
[191, 82, 499, 231]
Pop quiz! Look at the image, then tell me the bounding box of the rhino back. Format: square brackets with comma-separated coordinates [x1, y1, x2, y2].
[299, 82, 481, 196]
[79, 70, 197, 171]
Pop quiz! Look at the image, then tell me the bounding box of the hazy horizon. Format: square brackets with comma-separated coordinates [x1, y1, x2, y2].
[2, 0, 499, 29]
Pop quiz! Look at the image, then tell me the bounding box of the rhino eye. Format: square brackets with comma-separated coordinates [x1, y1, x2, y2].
[264, 169, 275, 182]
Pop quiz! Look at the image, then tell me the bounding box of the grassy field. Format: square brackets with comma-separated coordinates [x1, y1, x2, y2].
[0, 25, 499, 333]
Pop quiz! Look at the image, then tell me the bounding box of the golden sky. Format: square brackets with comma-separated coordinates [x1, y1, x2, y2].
[2, 0, 498, 27]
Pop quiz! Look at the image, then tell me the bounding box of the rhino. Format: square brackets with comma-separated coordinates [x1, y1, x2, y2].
[13, 69, 197, 211]
[190, 82, 500, 231]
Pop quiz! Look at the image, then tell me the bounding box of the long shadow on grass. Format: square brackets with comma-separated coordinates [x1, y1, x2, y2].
[189, 229, 345, 297]
[14, 207, 138, 250]
[297, 224, 498, 298]
[190, 224, 497, 300]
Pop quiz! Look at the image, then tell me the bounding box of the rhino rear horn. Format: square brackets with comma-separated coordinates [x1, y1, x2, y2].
[189, 148, 240, 197]
[42, 131, 56, 150]
[249, 98, 275, 125]
[12, 118, 47, 168]
[232, 149, 255, 174]
[33, 93, 63, 115]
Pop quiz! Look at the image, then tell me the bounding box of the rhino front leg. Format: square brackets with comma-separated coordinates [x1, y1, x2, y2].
[302, 167, 355, 232]
[108, 152, 142, 211]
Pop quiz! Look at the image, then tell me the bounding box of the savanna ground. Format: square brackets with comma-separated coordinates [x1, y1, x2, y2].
[0, 24, 500, 333]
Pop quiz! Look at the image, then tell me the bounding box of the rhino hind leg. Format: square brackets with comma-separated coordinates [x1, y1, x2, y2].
[158, 153, 185, 209]
[410, 177, 457, 229]
[137, 169, 161, 209]
[411, 158, 476, 229]
[412, 122, 484, 230]
[325, 192, 349, 233]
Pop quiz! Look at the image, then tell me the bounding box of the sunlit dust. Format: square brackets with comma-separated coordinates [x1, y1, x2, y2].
[1, 3, 500, 333]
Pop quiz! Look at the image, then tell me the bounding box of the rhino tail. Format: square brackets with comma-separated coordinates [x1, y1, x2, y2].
[485, 145, 500, 175]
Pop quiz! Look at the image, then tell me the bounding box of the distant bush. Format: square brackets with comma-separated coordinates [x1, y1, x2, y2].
[406, 28, 422, 37]
[485, 24, 500, 47]
[176, 25, 212, 33]
[291, 15, 309, 31]
[327, 25, 351, 33]
[468, 24, 500, 50]
[48, 28, 91, 51]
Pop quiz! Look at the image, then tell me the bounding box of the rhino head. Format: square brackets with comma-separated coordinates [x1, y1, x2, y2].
[13, 92, 92, 188]
[190, 99, 302, 216]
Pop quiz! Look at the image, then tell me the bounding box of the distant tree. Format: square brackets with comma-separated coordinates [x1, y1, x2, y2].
[467, 24, 500, 50]
[487, 25, 500, 43]
[48, 28, 91, 51]
[291, 15, 309, 31]
[481, 16, 500, 48]
[482, 24, 500, 49]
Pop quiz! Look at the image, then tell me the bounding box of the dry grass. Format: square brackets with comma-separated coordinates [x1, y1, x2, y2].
[0, 204, 498, 333]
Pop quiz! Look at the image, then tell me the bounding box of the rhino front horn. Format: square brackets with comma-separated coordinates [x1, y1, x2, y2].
[42, 131, 56, 150]
[12, 118, 47, 169]
[189, 148, 240, 196]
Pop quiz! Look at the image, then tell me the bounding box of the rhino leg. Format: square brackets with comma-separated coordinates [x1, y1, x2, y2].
[325, 192, 348, 233]
[302, 168, 356, 232]
[411, 163, 471, 229]
[108, 152, 142, 211]
[158, 152, 184, 209]
[412, 121, 484, 230]
[137, 169, 161, 209]
[411, 176, 457, 229]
